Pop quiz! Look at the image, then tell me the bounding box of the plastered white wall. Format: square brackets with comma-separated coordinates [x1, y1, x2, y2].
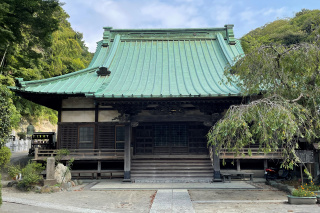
[62, 97, 95, 108]
[99, 110, 120, 122]
[61, 111, 95, 122]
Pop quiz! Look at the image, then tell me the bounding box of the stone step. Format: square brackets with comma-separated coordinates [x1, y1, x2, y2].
[133, 178, 213, 183]
[131, 161, 212, 166]
[131, 171, 213, 177]
[131, 173, 213, 177]
[133, 155, 210, 159]
[131, 166, 213, 170]
[132, 159, 211, 162]
[131, 156, 213, 181]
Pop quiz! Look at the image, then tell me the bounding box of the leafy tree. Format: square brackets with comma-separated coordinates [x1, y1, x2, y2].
[0, 174, 1, 206]
[11, 7, 93, 124]
[208, 9, 320, 170]
[0, 85, 19, 146]
[241, 9, 320, 52]
[0, 146, 11, 168]
[0, 0, 60, 72]
[0, 0, 60, 127]
[40, 7, 92, 78]
[0, 2, 92, 126]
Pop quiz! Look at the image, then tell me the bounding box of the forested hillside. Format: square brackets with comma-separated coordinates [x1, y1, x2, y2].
[241, 9, 320, 52]
[0, 0, 92, 138]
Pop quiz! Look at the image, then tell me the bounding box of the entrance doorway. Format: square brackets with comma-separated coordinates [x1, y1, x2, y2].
[133, 122, 209, 155]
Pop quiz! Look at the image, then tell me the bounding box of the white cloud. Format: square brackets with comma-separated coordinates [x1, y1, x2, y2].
[211, 5, 234, 27]
[139, 1, 206, 28]
[63, 0, 211, 51]
[263, 8, 287, 18]
[240, 7, 287, 24]
[62, 0, 306, 52]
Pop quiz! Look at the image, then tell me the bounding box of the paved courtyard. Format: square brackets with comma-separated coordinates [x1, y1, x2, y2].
[1, 179, 320, 213]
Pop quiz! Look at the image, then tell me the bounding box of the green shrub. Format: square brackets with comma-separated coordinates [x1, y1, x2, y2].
[7, 164, 21, 179]
[18, 162, 44, 190]
[292, 185, 316, 197]
[0, 146, 11, 168]
[303, 181, 320, 191]
[55, 149, 70, 163]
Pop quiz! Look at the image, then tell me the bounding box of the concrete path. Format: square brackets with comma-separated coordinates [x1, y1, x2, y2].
[150, 189, 195, 213]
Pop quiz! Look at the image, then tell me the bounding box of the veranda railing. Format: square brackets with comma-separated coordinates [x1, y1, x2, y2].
[34, 148, 124, 160]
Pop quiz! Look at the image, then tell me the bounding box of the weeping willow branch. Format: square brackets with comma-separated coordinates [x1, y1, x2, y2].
[207, 95, 319, 169]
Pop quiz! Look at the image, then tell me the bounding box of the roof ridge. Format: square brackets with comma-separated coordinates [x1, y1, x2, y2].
[108, 27, 228, 32]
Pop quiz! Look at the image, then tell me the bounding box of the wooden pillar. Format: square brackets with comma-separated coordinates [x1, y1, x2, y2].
[264, 160, 268, 170]
[98, 161, 101, 172]
[94, 101, 99, 149]
[300, 163, 304, 185]
[58, 109, 62, 123]
[212, 145, 222, 182]
[94, 101, 99, 122]
[263, 159, 268, 178]
[57, 108, 61, 149]
[237, 159, 241, 171]
[35, 148, 38, 160]
[123, 123, 131, 181]
[314, 152, 320, 177]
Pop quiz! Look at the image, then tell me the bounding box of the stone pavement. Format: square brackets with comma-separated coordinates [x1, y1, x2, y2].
[90, 180, 257, 212]
[2, 179, 320, 213]
[150, 189, 195, 213]
[90, 179, 256, 190]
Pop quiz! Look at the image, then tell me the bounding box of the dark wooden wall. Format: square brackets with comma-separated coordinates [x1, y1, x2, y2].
[58, 121, 210, 155]
[58, 122, 116, 149]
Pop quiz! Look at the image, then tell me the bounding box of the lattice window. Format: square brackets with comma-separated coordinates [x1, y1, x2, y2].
[97, 124, 115, 149]
[115, 126, 125, 149]
[59, 124, 78, 149]
[154, 124, 187, 147]
[79, 126, 94, 149]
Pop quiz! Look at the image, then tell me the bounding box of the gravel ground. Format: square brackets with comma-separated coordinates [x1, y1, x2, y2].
[190, 183, 320, 213]
[189, 183, 287, 201]
[192, 202, 320, 213]
[1, 185, 156, 213]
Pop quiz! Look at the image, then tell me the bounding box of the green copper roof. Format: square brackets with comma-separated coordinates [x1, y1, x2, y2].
[11, 25, 244, 99]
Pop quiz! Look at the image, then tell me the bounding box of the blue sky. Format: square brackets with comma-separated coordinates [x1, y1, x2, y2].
[61, 0, 319, 52]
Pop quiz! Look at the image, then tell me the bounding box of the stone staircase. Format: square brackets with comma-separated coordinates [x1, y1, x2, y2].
[131, 155, 213, 183]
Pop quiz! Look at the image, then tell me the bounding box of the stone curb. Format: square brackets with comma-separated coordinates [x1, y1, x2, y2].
[194, 200, 287, 203]
[3, 197, 107, 213]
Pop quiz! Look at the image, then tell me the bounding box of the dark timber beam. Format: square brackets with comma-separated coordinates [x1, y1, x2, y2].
[132, 114, 212, 123]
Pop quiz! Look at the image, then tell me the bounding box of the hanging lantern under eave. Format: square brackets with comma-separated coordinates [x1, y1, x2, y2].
[27, 124, 35, 135]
